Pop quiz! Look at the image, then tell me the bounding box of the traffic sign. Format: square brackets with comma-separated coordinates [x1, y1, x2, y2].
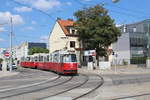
[4, 52, 9, 57]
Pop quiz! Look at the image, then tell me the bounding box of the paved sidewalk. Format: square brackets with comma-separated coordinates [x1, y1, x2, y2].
[0, 71, 19, 78]
[78, 66, 150, 100]
[78, 65, 150, 75]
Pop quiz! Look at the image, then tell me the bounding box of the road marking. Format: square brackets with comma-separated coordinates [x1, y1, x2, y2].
[43, 96, 72, 100]
[118, 98, 136, 100]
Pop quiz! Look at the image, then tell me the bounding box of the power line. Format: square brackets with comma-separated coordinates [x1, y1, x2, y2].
[109, 9, 145, 19]
[106, 3, 150, 16]
[73, 0, 149, 20]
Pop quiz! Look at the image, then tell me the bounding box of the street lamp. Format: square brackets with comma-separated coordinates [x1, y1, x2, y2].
[112, 0, 120, 3]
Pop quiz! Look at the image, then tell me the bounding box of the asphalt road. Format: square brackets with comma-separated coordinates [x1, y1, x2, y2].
[2, 68, 150, 100]
[0, 68, 103, 100]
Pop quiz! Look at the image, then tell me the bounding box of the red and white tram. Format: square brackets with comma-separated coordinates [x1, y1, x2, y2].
[20, 50, 78, 74]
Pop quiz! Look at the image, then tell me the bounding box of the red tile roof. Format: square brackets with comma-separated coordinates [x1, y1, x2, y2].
[57, 20, 74, 35]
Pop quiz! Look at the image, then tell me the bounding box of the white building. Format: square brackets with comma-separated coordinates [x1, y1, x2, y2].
[0, 48, 6, 59]
[14, 42, 47, 61]
[111, 19, 150, 65]
[110, 32, 131, 65]
[14, 42, 28, 61]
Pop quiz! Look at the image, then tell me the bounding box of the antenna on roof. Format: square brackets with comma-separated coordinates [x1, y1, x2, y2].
[57, 17, 61, 20]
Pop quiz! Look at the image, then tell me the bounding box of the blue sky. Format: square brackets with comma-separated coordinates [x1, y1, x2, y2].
[0, 0, 150, 48]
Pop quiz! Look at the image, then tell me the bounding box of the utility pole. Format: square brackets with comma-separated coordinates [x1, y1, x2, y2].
[9, 17, 13, 72]
[148, 22, 150, 57]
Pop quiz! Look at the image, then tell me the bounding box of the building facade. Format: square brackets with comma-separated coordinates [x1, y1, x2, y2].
[111, 19, 150, 65]
[48, 19, 80, 61]
[15, 42, 47, 61]
[49, 19, 79, 53]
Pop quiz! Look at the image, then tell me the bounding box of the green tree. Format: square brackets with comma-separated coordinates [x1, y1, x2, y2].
[0, 58, 3, 63]
[74, 5, 121, 59]
[28, 47, 49, 55]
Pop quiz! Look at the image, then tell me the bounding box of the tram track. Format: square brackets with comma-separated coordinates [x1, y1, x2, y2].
[39, 74, 89, 100]
[111, 92, 150, 100]
[0, 68, 59, 90]
[0, 75, 73, 99]
[0, 72, 104, 100]
[40, 74, 104, 100]
[73, 74, 104, 100]
[0, 75, 61, 93]
[0, 68, 49, 81]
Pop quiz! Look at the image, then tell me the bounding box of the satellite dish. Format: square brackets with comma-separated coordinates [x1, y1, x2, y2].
[112, 0, 120, 3]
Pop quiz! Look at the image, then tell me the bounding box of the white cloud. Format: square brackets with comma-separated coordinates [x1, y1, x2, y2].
[16, 0, 61, 11]
[32, 0, 61, 11]
[82, 0, 92, 1]
[0, 12, 24, 25]
[116, 24, 122, 27]
[0, 27, 6, 32]
[31, 21, 36, 24]
[66, 2, 72, 6]
[23, 26, 34, 30]
[14, 6, 32, 12]
[0, 38, 4, 42]
[40, 35, 48, 42]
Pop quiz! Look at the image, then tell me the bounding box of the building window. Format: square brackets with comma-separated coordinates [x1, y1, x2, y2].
[70, 41, 75, 48]
[72, 29, 76, 34]
[133, 27, 137, 32]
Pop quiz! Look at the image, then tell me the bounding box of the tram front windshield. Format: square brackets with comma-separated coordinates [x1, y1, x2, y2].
[63, 54, 77, 63]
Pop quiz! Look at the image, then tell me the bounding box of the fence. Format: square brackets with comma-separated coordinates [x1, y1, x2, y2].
[111, 58, 147, 67]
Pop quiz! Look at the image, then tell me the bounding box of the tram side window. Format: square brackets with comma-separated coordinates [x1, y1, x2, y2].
[63, 54, 77, 62]
[44, 57, 47, 62]
[60, 55, 63, 63]
[47, 55, 49, 62]
[39, 56, 43, 62]
[53, 54, 59, 62]
[27, 57, 30, 61]
[49, 55, 52, 62]
[31, 57, 34, 62]
[34, 56, 38, 62]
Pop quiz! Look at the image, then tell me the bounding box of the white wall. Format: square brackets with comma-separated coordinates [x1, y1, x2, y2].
[49, 22, 67, 53]
[112, 32, 131, 65]
[15, 42, 28, 61]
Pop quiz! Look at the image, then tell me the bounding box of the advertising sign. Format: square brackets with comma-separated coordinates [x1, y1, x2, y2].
[84, 50, 96, 56]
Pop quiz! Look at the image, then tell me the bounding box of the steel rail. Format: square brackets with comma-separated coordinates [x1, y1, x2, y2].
[0, 76, 73, 99]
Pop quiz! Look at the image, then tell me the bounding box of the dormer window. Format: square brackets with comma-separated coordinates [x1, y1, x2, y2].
[68, 27, 77, 35]
[72, 29, 76, 34]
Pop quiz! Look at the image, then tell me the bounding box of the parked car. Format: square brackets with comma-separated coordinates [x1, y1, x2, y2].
[7, 63, 17, 70]
[12, 63, 17, 69]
